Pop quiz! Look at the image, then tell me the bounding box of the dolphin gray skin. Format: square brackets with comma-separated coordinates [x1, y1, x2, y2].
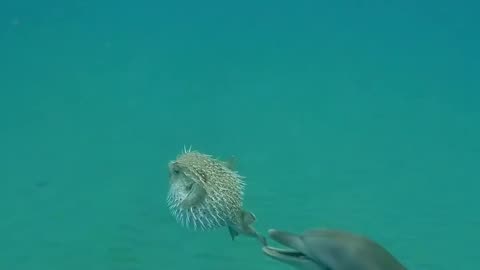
[262, 228, 406, 270]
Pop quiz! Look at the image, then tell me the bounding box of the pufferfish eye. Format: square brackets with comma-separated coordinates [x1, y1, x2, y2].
[169, 162, 181, 176]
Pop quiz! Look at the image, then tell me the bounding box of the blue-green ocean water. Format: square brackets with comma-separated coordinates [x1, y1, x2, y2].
[1, 1, 479, 269]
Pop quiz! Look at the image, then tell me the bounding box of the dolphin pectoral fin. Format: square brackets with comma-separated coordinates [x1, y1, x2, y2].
[180, 182, 207, 208]
[228, 226, 239, 240]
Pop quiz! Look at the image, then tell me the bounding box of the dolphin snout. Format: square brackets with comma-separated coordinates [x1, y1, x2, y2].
[267, 229, 305, 251]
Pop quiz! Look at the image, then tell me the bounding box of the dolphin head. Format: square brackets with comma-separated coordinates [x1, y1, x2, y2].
[262, 228, 406, 270]
[262, 229, 331, 270]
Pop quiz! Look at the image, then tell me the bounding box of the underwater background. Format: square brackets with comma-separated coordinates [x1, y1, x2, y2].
[1, 0, 479, 269]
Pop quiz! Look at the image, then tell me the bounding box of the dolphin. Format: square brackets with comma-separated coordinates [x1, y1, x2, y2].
[262, 228, 406, 270]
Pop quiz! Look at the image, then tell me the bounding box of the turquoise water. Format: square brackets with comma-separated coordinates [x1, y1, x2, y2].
[1, 1, 479, 269]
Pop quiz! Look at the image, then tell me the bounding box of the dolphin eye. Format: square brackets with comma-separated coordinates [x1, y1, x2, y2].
[185, 183, 193, 191]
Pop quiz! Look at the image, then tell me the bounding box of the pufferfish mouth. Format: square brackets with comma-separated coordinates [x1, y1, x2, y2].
[168, 180, 208, 209]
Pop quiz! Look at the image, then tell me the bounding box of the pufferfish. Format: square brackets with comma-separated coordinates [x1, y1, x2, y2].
[166, 146, 267, 246]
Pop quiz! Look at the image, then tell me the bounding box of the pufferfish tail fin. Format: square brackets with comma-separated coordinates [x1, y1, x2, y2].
[227, 209, 267, 246]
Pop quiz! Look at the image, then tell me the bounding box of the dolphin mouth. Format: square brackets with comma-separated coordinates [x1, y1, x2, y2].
[262, 229, 312, 265]
[262, 246, 307, 260]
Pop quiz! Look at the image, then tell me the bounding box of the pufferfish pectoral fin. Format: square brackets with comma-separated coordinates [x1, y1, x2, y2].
[179, 182, 207, 208]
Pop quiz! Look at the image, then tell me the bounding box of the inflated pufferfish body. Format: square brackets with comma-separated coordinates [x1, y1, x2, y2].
[166, 147, 266, 246]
